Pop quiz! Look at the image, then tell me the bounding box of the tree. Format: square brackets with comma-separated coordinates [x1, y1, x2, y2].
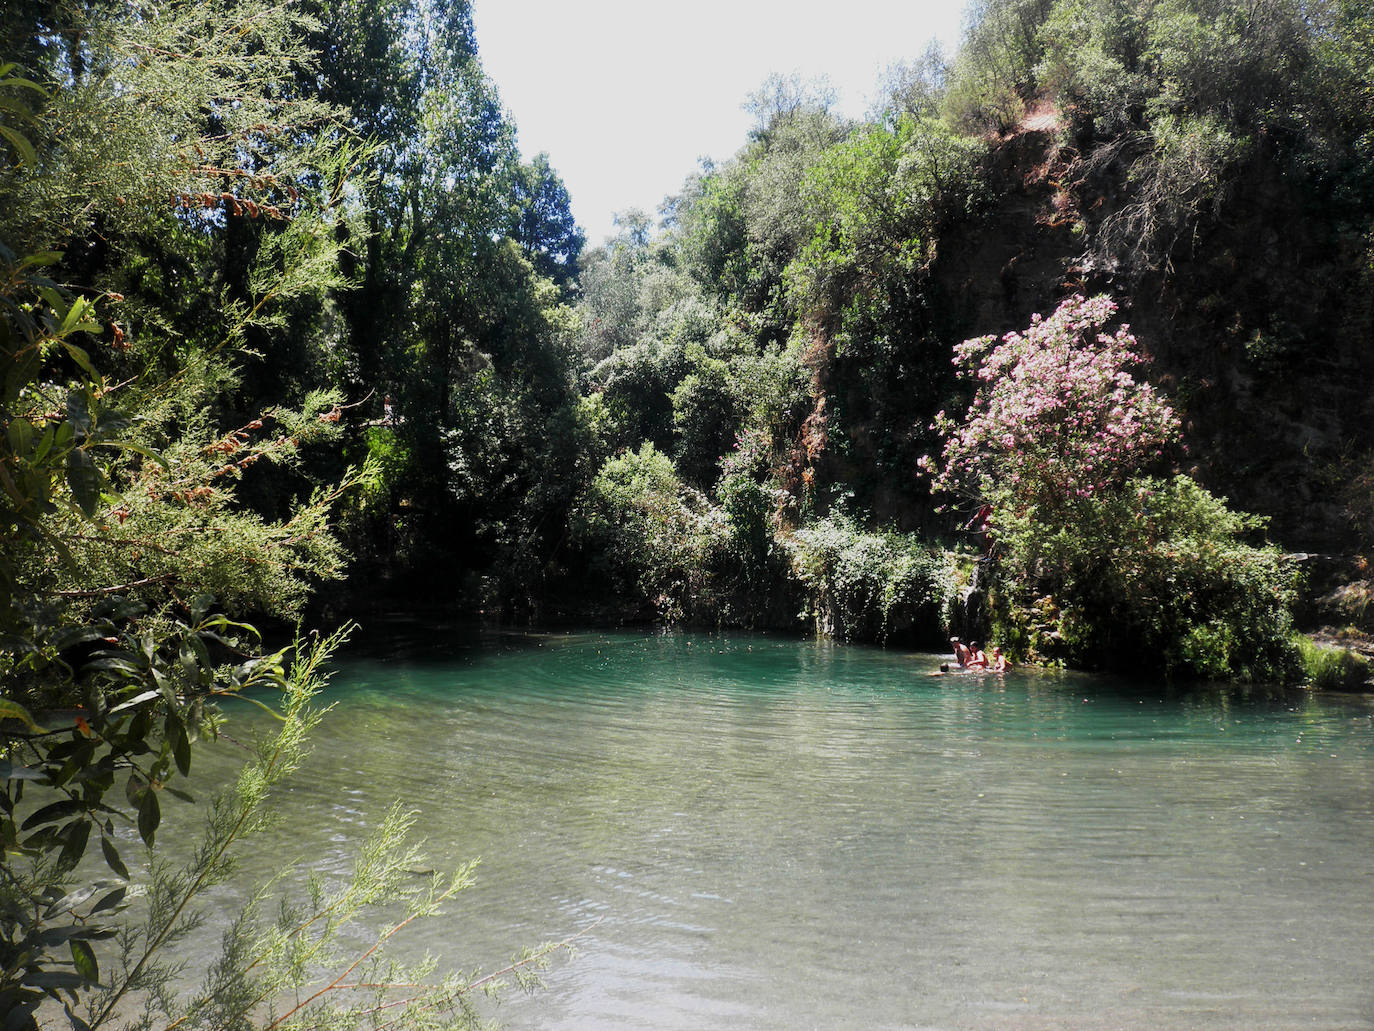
[512, 152, 585, 291]
[943, 0, 1055, 131]
[924, 296, 1299, 680]
[925, 294, 1177, 510]
[872, 42, 952, 124]
[568, 443, 719, 620]
[0, 2, 364, 1019]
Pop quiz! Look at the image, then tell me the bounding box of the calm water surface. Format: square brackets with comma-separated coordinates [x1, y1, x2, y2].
[181, 626, 1374, 1030]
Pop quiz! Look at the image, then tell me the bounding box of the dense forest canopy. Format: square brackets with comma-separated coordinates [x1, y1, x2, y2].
[1, 0, 1373, 1016]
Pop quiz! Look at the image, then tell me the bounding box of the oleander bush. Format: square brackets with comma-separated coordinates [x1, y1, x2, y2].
[927, 296, 1301, 680]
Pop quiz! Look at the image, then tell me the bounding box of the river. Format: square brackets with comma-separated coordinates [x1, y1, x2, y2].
[173, 625, 1374, 1030]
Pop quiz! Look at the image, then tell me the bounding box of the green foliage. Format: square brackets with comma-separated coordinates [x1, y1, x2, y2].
[673, 165, 753, 303]
[1036, 0, 1152, 138]
[576, 218, 700, 367]
[944, 0, 1055, 131]
[513, 152, 586, 290]
[0, 610, 290, 1023]
[670, 85, 850, 339]
[0, 1, 347, 258]
[871, 43, 952, 124]
[6, 628, 572, 1031]
[989, 475, 1301, 680]
[776, 117, 985, 507]
[927, 300, 1302, 681]
[786, 511, 956, 643]
[1296, 636, 1371, 692]
[1033, 0, 1366, 274]
[569, 443, 720, 619]
[0, 62, 43, 168]
[0, 0, 366, 1014]
[670, 345, 745, 489]
[0, 242, 352, 1018]
[587, 292, 713, 455]
[787, 117, 986, 330]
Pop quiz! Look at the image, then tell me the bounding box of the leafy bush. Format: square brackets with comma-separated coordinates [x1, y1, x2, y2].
[943, 0, 1054, 132]
[569, 443, 721, 619]
[926, 297, 1301, 681]
[1296, 636, 1371, 692]
[993, 475, 1300, 680]
[786, 512, 956, 643]
[926, 294, 1178, 507]
[786, 117, 986, 332]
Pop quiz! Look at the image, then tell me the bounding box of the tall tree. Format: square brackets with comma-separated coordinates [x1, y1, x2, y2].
[512, 151, 585, 291]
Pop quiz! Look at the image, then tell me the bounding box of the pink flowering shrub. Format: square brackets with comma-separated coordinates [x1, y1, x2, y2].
[923, 296, 1300, 682]
[923, 294, 1178, 509]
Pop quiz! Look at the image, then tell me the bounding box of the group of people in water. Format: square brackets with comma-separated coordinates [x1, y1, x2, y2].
[932, 636, 1009, 675]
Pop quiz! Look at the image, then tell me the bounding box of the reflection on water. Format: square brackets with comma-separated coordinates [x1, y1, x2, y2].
[166, 629, 1374, 1031]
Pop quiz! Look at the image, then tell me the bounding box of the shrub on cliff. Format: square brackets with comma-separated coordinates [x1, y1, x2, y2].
[925, 295, 1301, 680]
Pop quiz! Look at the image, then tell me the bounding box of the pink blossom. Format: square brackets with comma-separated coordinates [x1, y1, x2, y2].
[922, 295, 1178, 508]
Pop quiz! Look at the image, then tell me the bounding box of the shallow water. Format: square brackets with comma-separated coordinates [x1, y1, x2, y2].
[171, 626, 1374, 1030]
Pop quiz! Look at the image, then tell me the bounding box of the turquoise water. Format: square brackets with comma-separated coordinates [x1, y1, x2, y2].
[182, 627, 1374, 1030]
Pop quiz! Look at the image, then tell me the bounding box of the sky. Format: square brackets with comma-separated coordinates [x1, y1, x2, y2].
[471, 0, 969, 247]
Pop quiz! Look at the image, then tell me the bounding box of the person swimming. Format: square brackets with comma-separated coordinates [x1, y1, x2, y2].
[949, 637, 971, 667]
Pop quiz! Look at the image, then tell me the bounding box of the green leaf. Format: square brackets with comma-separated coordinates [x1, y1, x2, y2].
[21, 799, 86, 830]
[186, 631, 212, 671]
[0, 124, 36, 167]
[15, 250, 63, 271]
[189, 593, 215, 621]
[38, 285, 65, 312]
[58, 298, 95, 338]
[3, 344, 41, 404]
[172, 725, 192, 777]
[59, 340, 99, 381]
[65, 448, 101, 516]
[69, 939, 98, 985]
[57, 819, 92, 870]
[65, 391, 90, 434]
[90, 886, 126, 914]
[137, 787, 159, 847]
[51, 625, 108, 651]
[100, 834, 129, 879]
[124, 772, 146, 809]
[38, 923, 87, 947]
[85, 657, 143, 677]
[106, 689, 159, 713]
[178, 640, 199, 679]
[0, 66, 46, 94]
[7, 416, 35, 456]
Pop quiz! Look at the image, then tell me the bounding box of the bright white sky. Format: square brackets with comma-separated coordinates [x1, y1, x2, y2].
[471, 0, 968, 246]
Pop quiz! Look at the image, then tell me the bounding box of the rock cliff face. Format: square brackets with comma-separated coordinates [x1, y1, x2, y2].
[937, 116, 1085, 341]
[930, 110, 1374, 553]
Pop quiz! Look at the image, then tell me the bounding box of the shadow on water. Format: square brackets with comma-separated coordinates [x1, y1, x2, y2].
[337, 610, 600, 665]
